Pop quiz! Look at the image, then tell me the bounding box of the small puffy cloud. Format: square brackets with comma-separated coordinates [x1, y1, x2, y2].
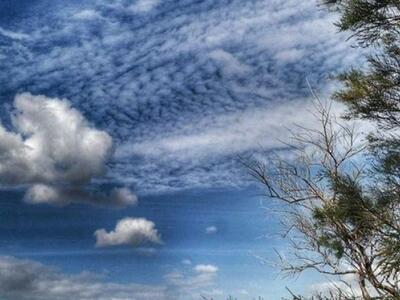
[194, 264, 218, 274]
[129, 0, 160, 13]
[24, 184, 59, 204]
[205, 226, 217, 234]
[24, 185, 137, 208]
[95, 217, 162, 247]
[110, 187, 138, 206]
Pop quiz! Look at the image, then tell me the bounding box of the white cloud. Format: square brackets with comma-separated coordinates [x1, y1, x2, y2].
[274, 48, 305, 63]
[129, 0, 160, 13]
[113, 98, 361, 194]
[194, 264, 218, 274]
[114, 99, 344, 193]
[72, 9, 102, 20]
[209, 49, 252, 76]
[182, 259, 192, 265]
[95, 217, 162, 247]
[0, 26, 29, 40]
[24, 184, 59, 204]
[205, 226, 218, 234]
[0, 93, 112, 185]
[0, 93, 138, 207]
[110, 187, 138, 206]
[118, 99, 335, 161]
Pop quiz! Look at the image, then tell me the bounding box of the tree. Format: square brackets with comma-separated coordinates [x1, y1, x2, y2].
[248, 1, 400, 298]
[328, 2, 400, 294]
[246, 101, 400, 298]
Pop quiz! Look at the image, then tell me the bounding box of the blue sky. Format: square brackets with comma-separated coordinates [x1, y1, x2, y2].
[0, 0, 362, 299]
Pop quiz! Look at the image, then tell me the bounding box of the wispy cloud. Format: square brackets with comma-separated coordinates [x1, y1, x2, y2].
[0, 26, 29, 40]
[118, 99, 318, 160]
[112, 99, 346, 193]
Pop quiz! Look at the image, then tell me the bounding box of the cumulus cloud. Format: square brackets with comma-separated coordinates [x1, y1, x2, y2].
[0, 93, 137, 207]
[95, 217, 162, 247]
[205, 226, 218, 234]
[0, 93, 112, 185]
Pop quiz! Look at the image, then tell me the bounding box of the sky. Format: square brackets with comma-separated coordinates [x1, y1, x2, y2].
[0, 0, 363, 299]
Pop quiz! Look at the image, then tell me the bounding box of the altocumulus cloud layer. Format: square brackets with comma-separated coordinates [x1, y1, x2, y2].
[0, 0, 361, 193]
[0, 93, 136, 207]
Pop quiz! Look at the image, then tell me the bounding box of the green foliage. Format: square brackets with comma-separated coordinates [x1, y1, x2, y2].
[334, 40, 400, 127]
[312, 173, 379, 260]
[324, 0, 400, 46]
